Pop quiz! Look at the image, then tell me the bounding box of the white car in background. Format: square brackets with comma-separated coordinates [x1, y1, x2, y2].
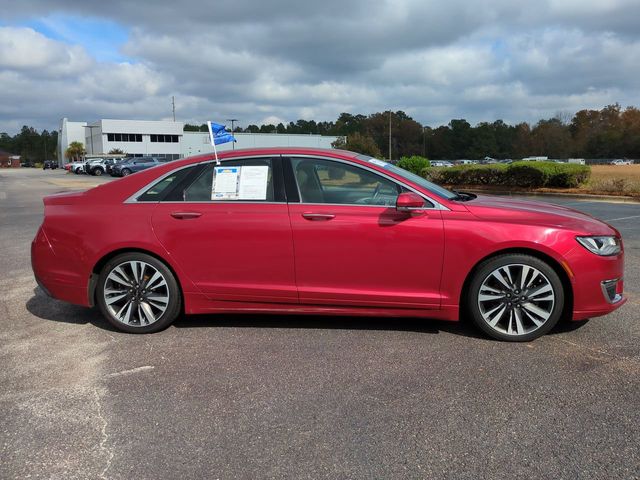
[64, 161, 86, 174]
[431, 161, 455, 167]
[610, 159, 633, 166]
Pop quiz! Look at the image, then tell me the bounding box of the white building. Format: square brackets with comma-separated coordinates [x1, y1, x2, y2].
[57, 118, 341, 166]
[57, 118, 87, 163]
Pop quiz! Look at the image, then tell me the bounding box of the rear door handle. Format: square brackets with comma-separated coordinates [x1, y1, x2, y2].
[171, 211, 202, 219]
[302, 213, 335, 221]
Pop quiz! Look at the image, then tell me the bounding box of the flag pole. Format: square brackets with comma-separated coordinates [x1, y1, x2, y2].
[207, 121, 220, 165]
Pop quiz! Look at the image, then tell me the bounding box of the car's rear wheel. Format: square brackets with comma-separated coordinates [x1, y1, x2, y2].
[467, 254, 564, 341]
[121, 168, 131, 176]
[93, 167, 103, 176]
[96, 253, 181, 333]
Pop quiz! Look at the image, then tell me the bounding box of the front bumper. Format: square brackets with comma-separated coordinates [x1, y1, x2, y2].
[565, 245, 626, 321]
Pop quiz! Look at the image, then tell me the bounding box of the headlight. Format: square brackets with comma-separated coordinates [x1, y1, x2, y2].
[576, 236, 621, 256]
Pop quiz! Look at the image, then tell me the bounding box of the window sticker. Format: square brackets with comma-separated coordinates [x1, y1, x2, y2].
[238, 166, 269, 200]
[211, 165, 270, 200]
[212, 166, 240, 200]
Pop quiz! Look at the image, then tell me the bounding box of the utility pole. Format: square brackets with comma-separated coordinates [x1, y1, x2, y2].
[226, 118, 238, 149]
[388, 111, 392, 160]
[172, 96, 176, 121]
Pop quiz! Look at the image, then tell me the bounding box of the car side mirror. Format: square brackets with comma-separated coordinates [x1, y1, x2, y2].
[396, 192, 426, 213]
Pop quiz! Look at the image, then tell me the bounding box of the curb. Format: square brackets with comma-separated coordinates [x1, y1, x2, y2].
[459, 188, 640, 203]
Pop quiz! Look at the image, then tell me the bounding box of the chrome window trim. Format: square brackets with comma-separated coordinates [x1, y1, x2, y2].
[125, 153, 450, 210]
[287, 154, 450, 211]
[139, 201, 287, 205]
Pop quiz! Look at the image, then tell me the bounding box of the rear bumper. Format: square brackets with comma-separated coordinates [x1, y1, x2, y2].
[31, 226, 90, 307]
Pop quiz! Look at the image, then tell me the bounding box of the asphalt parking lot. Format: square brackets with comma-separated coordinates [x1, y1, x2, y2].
[1, 168, 639, 480]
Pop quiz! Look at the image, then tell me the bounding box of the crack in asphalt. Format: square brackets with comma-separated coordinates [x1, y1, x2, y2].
[95, 387, 114, 480]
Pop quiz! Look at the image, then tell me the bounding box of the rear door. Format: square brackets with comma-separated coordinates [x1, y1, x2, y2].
[284, 156, 445, 309]
[149, 156, 297, 304]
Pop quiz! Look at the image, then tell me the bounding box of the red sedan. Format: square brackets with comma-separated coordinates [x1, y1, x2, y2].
[31, 148, 626, 340]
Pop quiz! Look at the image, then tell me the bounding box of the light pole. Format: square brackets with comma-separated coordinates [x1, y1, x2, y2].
[226, 118, 238, 150]
[388, 111, 392, 160]
[84, 125, 99, 155]
[422, 126, 427, 158]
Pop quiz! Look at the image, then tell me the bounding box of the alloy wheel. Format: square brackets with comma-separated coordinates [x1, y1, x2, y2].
[477, 263, 555, 337]
[103, 260, 170, 327]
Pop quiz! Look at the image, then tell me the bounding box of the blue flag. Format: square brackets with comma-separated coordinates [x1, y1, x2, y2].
[207, 121, 236, 146]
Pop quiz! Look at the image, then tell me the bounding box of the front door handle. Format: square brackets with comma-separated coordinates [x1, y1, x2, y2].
[171, 211, 202, 219]
[302, 213, 335, 221]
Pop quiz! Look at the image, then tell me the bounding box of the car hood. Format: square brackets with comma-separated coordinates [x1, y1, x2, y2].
[463, 194, 616, 235]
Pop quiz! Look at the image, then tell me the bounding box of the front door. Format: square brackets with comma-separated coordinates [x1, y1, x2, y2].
[151, 157, 297, 304]
[285, 156, 444, 309]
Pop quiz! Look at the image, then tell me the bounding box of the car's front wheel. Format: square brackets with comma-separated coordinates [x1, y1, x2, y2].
[96, 253, 182, 333]
[121, 168, 131, 176]
[93, 167, 103, 176]
[467, 254, 564, 341]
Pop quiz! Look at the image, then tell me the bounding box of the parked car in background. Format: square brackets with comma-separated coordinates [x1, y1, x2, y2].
[110, 157, 165, 177]
[64, 161, 86, 174]
[85, 158, 119, 176]
[32, 147, 625, 340]
[610, 159, 633, 166]
[43, 160, 58, 170]
[106, 158, 123, 175]
[431, 161, 454, 168]
[21, 161, 35, 168]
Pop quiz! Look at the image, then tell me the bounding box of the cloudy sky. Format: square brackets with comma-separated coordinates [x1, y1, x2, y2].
[1, 0, 639, 134]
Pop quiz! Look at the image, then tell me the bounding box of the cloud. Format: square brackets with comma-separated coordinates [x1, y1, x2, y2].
[0, 26, 91, 77]
[1, 0, 640, 133]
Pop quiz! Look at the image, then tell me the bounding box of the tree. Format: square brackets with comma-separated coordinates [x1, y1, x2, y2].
[184, 123, 208, 132]
[65, 141, 86, 161]
[332, 132, 382, 157]
[108, 148, 126, 155]
[531, 118, 572, 158]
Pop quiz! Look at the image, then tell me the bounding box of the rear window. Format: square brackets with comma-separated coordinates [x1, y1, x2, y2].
[137, 166, 197, 202]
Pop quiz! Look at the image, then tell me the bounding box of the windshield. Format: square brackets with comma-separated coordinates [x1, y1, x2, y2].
[355, 155, 458, 200]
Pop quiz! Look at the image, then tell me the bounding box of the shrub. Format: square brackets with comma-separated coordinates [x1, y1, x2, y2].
[423, 161, 590, 189]
[504, 163, 546, 187]
[397, 156, 430, 175]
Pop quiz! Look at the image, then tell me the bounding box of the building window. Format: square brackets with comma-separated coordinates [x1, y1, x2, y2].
[106, 133, 143, 142]
[150, 134, 179, 143]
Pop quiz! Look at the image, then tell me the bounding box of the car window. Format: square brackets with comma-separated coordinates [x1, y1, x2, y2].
[290, 157, 405, 206]
[137, 166, 197, 202]
[182, 158, 274, 202]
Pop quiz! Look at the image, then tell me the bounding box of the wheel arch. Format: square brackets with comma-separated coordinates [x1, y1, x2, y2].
[88, 247, 185, 309]
[459, 247, 574, 323]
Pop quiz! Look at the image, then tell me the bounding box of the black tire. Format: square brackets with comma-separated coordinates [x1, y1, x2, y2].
[96, 252, 182, 333]
[467, 254, 564, 341]
[93, 167, 103, 176]
[121, 168, 131, 176]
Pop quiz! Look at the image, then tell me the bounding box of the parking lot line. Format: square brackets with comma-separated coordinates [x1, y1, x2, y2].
[605, 214, 640, 222]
